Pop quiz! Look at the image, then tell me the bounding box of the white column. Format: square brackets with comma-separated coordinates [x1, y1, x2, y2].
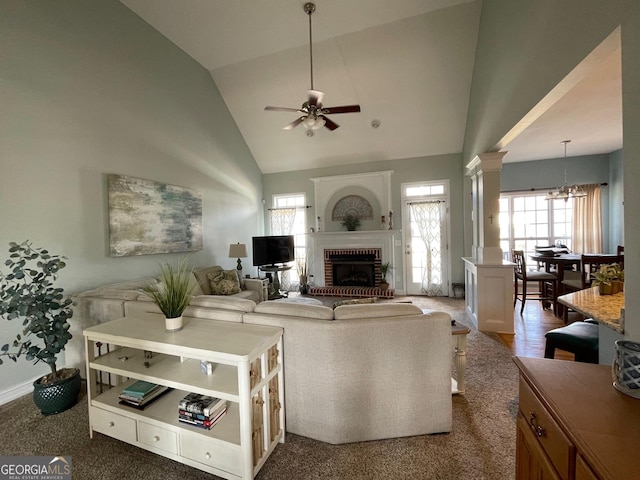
[466, 152, 506, 264]
[463, 152, 515, 334]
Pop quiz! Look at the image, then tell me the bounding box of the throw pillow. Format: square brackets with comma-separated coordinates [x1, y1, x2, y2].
[207, 269, 241, 296]
[332, 297, 378, 309]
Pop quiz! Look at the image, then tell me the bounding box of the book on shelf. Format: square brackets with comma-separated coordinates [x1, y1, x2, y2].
[178, 406, 227, 430]
[178, 402, 227, 421]
[121, 380, 162, 398]
[178, 392, 226, 417]
[119, 385, 172, 409]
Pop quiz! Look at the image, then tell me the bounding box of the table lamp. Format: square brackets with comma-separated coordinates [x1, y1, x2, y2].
[228, 243, 247, 272]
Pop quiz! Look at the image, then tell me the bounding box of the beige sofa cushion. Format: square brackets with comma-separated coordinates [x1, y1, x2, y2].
[76, 288, 143, 301]
[333, 303, 423, 320]
[253, 301, 335, 320]
[188, 273, 205, 296]
[190, 295, 256, 312]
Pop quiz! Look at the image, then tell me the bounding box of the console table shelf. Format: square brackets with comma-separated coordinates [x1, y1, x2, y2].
[84, 313, 285, 480]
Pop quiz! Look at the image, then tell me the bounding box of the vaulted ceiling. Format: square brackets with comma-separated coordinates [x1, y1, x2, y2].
[120, 0, 622, 174]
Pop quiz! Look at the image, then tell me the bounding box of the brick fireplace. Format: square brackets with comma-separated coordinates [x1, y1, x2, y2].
[307, 230, 398, 298]
[323, 248, 382, 287]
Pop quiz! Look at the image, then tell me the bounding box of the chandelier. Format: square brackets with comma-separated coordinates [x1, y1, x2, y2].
[544, 140, 587, 201]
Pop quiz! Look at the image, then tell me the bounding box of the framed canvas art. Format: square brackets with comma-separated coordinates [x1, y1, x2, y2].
[108, 174, 202, 257]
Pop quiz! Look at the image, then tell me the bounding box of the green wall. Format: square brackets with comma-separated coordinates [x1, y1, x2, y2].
[262, 153, 465, 289]
[0, 0, 263, 391]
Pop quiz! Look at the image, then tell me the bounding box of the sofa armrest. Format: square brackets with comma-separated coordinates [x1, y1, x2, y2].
[243, 278, 266, 302]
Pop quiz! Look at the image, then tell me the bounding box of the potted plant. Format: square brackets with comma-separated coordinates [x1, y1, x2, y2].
[341, 214, 361, 231]
[143, 257, 196, 332]
[593, 263, 624, 295]
[0, 241, 80, 415]
[297, 258, 308, 294]
[379, 262, 392, 291]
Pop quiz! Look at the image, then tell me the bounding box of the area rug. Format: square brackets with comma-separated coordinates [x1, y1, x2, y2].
[0, 296, 518, 479]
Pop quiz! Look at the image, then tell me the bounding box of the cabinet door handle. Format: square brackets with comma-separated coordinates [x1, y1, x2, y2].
[528, 411, 545, 438]
[204, 452, 211, 460]
[153, 435, 160, 443]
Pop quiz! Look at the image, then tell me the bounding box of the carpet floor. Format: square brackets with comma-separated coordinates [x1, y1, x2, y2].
[1, 296, 519, 480]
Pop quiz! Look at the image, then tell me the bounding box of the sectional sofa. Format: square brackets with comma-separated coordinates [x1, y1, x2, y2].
[69, 270, 453, 444]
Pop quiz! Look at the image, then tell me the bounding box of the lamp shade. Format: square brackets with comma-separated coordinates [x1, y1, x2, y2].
[228, 243, 247, 258]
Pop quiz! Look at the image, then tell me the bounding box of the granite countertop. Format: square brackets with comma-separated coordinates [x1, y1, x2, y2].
[557, 286, 625, 333]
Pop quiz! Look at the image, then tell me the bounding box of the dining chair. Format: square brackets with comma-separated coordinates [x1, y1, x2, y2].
[512, 250, 558, 315]
[562, 254, 625, 293]
[560, 253, 625, 322]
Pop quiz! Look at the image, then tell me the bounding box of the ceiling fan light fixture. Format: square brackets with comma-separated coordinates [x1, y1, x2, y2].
[312, 116, 325, 130]
[264, 2, 361, 133]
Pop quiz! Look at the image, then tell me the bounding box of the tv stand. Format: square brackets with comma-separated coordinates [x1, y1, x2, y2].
[259, 265, 292, 300]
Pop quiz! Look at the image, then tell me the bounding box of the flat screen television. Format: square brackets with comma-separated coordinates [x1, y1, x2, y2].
[252, 235, 295, 267]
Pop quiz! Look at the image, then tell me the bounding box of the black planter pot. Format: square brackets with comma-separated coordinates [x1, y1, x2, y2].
[32, 367, 82, 415]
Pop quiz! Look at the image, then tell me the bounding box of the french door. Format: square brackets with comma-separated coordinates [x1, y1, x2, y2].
[402, 182, 449, 296]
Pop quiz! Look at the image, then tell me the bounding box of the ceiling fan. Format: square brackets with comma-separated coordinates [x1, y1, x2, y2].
[264, 2, 361, 132]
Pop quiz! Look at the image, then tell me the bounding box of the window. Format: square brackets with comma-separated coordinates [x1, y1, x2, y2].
[271, 193, 307, 287]
[499, 192, 573, 261]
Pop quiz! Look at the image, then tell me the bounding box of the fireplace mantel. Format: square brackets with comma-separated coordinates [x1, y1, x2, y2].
[308, 230, 399, 288]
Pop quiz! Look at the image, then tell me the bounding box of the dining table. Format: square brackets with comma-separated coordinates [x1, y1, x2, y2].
[530, 252, 622, 318]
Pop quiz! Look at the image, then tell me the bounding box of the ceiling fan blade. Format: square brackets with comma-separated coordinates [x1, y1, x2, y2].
[308, 90, 324, 107]
[265, 106, 303, 113]
[283, 116, 306, 130]
[320, 115, 339, 131]
[322, 105, 361, 114]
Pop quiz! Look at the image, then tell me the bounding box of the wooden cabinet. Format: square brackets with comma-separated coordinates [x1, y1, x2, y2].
[84, 313, 284, 480]
[516, 414, 562, 480]
[514, 357, 640, 480]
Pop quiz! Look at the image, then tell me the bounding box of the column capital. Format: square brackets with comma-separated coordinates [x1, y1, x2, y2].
[465, 151, 508, 176]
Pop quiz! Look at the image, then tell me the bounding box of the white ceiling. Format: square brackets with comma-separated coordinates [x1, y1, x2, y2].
[120, 0, 622, 173]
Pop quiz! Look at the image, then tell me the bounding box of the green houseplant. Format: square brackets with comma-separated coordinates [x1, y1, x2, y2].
[0, 240, 81, 415]
[592, 263, 624, 295]
[379, 262, 392, 291]
[341, 214, 361, 231]
[143, 257, 196, 332]
[297, 258, 308, 294]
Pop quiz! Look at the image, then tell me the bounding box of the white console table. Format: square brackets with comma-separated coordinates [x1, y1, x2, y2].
[84, 313, 284, 480]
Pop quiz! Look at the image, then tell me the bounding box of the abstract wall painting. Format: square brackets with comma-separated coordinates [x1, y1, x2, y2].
[108, 174, 203, 257]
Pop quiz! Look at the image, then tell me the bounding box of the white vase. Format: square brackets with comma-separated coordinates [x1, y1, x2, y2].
[165, 315, 183, 332]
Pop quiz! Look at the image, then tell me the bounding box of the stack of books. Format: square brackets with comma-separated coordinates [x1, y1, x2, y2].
[118, 380, 171, 409]
[178, 392, 227, 430]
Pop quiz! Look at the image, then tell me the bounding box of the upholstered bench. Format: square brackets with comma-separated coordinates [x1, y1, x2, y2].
[544, 320, 599, 363]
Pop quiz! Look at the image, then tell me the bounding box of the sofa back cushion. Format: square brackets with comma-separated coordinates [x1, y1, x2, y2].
[190, 295, 256, 312]
[333, 303, 423, 320]
[188, 274, 205, 296]
[253, 301, 335, 320]
[193, 266, 223, 295]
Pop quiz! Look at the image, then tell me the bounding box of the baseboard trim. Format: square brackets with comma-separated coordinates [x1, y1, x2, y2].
[0, 380, 33, 406]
